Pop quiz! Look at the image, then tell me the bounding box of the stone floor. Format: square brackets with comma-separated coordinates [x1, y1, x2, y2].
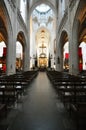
[0, 72, 85, 130]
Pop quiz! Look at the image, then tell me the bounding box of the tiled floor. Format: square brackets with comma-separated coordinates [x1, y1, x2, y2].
[0, 72, 84, 130]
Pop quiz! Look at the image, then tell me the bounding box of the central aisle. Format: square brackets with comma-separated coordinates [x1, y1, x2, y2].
[8, 72, 74, 130]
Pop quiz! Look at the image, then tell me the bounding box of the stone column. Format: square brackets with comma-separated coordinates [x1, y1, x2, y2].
[23, 15, 30, 71]
[6, 29, 16, 75]
[23, 37, 30, 71]
[69, 20, 80, 75]
[56, 41, 63, 71]
[6, 0, 17, 75]
[56, 15, 61, 71]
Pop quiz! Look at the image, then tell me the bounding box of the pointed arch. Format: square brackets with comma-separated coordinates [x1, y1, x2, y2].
[16, 31, 26, 71]
[29, 0, 57, 16]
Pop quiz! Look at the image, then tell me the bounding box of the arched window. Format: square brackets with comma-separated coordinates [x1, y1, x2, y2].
[61, 0, 65, 16]
[20, 0, 27, 23]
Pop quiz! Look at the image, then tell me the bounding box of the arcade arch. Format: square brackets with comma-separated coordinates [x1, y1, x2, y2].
[78, 16, 86, 71]
[0, 15, 8, 74]
[16, 32, 26, 71]
[59, 30, 69, 71]
[0, 41, 6, 73]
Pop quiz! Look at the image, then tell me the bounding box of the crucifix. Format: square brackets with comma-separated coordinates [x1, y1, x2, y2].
[39, 43, 46, 53]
